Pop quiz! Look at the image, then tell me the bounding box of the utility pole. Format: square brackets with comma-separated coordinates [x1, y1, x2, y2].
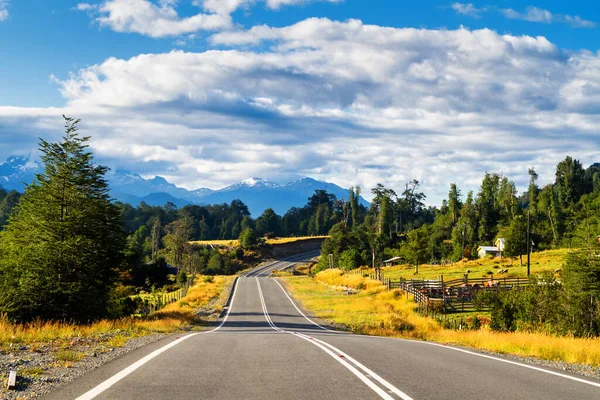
[527, 208, 531, 277]
[461, 224, 465, 261]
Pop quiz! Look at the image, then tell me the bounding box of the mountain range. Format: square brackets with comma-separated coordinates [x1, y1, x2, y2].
[0, 156, 368, 216]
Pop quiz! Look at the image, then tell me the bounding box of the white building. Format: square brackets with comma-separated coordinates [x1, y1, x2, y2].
[477, 238, 505, 258]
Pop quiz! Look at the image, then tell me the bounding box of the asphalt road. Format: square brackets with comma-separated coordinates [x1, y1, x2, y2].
[46, 252, 600, 400]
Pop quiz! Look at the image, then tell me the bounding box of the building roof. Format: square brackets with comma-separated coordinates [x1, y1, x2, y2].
[478, 246, 500, 252]
[383, 256, 403, 263]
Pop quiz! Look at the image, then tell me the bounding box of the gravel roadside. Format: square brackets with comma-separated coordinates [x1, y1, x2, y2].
[0, 331, 172, 400]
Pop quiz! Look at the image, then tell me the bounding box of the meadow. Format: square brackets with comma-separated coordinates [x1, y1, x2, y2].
[381, 248, 567, 281]
[281, 268, 600, 367]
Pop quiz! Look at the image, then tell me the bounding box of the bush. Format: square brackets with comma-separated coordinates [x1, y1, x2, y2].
[176, 272, 188, 286]
[239, 228, 258, 249]
[470, 316, 482, 330]
[229, 247, 244, 260]
[203, 276, 214, 283]
[338, 248, 363, 271]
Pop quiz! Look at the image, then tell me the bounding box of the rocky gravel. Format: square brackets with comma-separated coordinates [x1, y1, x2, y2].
[0, 332, 171, 399]
[470, 346, 600, 381]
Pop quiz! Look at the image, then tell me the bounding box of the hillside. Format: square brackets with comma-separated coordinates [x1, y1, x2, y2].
[380, 249, 567, 281]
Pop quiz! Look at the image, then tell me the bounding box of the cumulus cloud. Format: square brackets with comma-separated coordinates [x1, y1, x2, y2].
[77, 0, 232, 37]
[451, 3, 483, 18]
[2, 19, 600, 203]
[76, 0, 342, 38]
[0, 0, 9, 22]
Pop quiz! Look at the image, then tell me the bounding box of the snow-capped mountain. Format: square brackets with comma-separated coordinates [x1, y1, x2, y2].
[0, 156, 41, 192]
[220, 177, 280, 191]
[0, 156, 368, 216]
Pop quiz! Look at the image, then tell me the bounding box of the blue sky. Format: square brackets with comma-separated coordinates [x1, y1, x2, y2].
[1, 0, 599, 203]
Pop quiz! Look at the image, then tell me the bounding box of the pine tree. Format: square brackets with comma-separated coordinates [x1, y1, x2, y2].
[0, 116, 125, 322]
[448, 183, 462, 226]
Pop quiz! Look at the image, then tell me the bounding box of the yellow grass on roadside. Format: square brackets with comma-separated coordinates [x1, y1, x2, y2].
[382, 248, 568, 281]
[189, 236, 329, 247]
[265, 236, 329, 244]
[189, 239, 240, 247]
[281, 269, 600, 367]
[0, 275, 233, 349]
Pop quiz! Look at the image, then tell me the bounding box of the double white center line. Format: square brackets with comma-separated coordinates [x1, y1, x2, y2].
[255, 277, 413, 400]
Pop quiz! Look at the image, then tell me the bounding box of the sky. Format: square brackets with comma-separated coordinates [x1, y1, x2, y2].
[1, 1, 599, 204]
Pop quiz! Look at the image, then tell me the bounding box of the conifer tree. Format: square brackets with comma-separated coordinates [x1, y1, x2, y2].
[0, 116, 125, 322]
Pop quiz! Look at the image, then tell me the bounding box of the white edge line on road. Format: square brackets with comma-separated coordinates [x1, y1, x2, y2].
[255, 277, 408, 400]
[272, 278, 338, 333]
[412, 340, 600, 389]
[273, 275, 600, 390]
[75, 276, 241, 400]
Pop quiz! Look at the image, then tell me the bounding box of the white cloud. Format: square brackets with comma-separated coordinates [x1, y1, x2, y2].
[0, 0, 9, 22]
[502, 6, 553, 23]
[76, 3, 98, 11]
[451, 3, 483, 18]
[265, 0, 341, 10]
[80, 0, 232, 37]
[2, 20, 600, 204]
[451, 4, 596, 29]
[77, 0, 343, 38]
[501, 6, 596, 28]
[201, 0, 254, 15]
[563, 15, 597, 29]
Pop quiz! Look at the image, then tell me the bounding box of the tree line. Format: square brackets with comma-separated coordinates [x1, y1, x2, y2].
[319, 158, 600, 273]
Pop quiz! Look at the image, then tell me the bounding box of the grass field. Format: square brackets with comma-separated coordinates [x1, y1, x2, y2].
[189, 236, 329, 247]
[381, 248, 568, 281]
[280, 267, 600, 367]
[0, 275, 234, 350]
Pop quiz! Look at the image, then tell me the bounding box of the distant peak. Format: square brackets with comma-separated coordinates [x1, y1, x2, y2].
[242, 177, 267, 186]
[150, 176, 169, 184]
[1, 155, 28, 166]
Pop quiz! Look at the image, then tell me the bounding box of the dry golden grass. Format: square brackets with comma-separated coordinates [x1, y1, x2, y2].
[188, 239, 240, 247]
[189, 236, 328, 247]
[281, 268, 600, 367]
[266, 236, 329, 244]
[0, 275, 233, 349]
[382, 248, 568, 281]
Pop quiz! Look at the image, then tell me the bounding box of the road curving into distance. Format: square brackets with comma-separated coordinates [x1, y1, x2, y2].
[45, 252, 600, 400]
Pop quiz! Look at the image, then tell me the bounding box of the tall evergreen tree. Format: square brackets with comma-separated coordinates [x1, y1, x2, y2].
[448, 183, 462, 226]
[0, 116, 125, 322]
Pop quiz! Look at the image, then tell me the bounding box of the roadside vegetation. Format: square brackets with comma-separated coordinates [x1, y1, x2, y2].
[281, 269, 600, 366]
[0, 275, 233, 350]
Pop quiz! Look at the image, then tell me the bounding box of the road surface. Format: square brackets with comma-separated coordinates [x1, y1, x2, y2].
[46, 253, 600, 399]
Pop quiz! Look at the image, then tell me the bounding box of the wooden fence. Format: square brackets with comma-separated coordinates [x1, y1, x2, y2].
[351, 267, 532, 314]
[145, 276, 196, 314]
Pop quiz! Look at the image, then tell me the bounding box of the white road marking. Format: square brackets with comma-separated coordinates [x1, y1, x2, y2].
[272, 278, 338, 333]
[411, 340, 600, 389]
[75, 276, 241, 400]
[272, 274, 600, 390]
[255, 277, 412, 400]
